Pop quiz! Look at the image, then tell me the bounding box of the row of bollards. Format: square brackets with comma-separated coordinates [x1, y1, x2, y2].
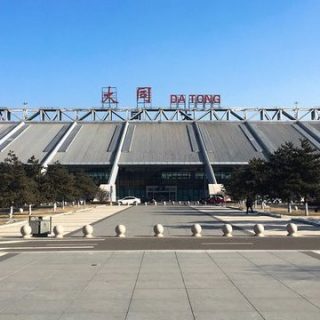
[20, 222, 299, 239]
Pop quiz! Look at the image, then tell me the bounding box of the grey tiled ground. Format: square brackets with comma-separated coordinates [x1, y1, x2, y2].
[0, 250, 319, 319]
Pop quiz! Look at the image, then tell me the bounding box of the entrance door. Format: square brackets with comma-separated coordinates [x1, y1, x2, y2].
[146, 186, 177, 201]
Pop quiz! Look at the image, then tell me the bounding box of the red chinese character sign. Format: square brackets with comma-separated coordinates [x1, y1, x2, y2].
[102, 87, 118, 108]
[137, 87, 152, 108]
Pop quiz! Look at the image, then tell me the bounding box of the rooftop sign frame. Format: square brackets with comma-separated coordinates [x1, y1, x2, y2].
[0, 107, 319, 122]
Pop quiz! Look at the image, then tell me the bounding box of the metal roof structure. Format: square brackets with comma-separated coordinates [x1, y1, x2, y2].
[119, 123, 203, 165]
[0, 107, 319, 186]
[0, 107, 320, 122]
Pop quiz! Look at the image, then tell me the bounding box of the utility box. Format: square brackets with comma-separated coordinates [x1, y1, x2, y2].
[29, 216, 52, 237]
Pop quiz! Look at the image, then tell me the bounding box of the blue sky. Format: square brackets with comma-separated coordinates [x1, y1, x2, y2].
[0, 0, 320, 108]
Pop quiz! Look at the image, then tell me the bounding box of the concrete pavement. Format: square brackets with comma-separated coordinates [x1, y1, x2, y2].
[0, 250, 319, 319]
[194, 206, 320, 237]
[1, 204, 320, 239]
[69, 205, 320, 238]
[0, 205, 319, 319]
[0, 205, 127, 238]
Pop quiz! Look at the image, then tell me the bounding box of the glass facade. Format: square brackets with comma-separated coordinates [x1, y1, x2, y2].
[65, 164, 243, 201]
[67, 165, 111, 185]
[212, 166, 234, 185]
[117, 166, 208, 201]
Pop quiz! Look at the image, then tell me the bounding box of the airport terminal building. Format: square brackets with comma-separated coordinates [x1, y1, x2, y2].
[0, 107, 319, 201]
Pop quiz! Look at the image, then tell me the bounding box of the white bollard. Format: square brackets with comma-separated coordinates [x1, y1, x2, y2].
[110, 202, 113, 206]
[53, 225, 64, 239]
[145, 202, 148, 206]
[135, 202, 138, 206]
[253, 224, 264, 237]
[163, 201, 166, 206]
[9, 206, 13, 219]
[20, 224, 32, 239]
[115, 224, 126, 237]
[191, 224, 202, 237]
[178, 201, 181, 205]
[53, 202, 57, 212]
[118, 202, 121, 206]
[28, 204, 32, 216]
[154, 201, 157, 206]
[222, 224, 233, 237]
[19, 208, 23, 214]
[287, 223, 298, 237]
[153, 224, 164, 237]
[187, 201, 190, 206]
[82, 225, 94, 238]
[172, 201, 175, 205]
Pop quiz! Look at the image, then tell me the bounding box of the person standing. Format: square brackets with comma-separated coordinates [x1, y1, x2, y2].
[246, 196, 254, 214]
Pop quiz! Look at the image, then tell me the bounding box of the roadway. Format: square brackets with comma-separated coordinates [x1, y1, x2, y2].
[0, 205, 319, 252]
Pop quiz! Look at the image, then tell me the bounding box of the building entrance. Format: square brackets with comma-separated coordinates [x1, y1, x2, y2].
[146, 186, 177, 201]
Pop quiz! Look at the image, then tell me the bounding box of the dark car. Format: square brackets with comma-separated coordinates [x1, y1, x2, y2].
[200, 195, 225, 205]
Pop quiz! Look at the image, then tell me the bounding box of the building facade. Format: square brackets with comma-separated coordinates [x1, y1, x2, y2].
[0, 107, 319, 201]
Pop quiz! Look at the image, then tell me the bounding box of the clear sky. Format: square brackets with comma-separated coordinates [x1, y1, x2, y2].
[0, 0, 320, 108]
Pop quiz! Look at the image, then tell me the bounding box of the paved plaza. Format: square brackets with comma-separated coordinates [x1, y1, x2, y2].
[0, 205, 319, 319]
[0, 250, 319, 320]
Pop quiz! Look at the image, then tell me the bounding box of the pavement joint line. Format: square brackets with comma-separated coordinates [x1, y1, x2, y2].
[239, 251, 320, 312]
[0, 246, 95, 250]
[206, 251, 267, 320]
[273, 250, 320, 279]
[275, 249, 320, 269]
[17, 238, 106, 241]
[124, 251, 145, 320]
[50, 250, 115, 320]
[175, 251, 196, 320]
[201, 242, 254, 245]
[0, 249, 317, 254]
[43, 243, 99, 246]
[0, 248, 44, 282]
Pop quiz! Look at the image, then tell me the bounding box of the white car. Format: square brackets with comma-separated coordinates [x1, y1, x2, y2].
[118, 196, 141, 205]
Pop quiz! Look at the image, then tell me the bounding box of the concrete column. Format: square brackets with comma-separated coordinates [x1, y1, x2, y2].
[192, 122, 217, 184]
[108, 122, 130, 202]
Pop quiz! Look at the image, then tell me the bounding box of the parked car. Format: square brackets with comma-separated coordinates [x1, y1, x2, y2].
[118, 196, 141, 205]
[200, 195, 225, 205]
[266, 198, 282, 204]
